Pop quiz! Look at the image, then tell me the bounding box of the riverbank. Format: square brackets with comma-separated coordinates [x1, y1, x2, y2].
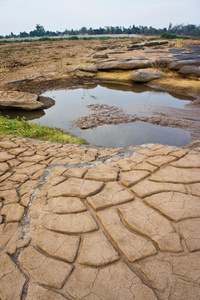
[0, 37, 200, 143]
[0, 115, 87, 144]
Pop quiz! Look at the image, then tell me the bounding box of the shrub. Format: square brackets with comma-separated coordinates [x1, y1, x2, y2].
[38, 37, 50, 41]
[68, 36, 79, 40]
[160, 33, 178, 39]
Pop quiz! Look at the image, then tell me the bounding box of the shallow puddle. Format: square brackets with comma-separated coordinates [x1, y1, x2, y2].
[1, 83, 193, 147]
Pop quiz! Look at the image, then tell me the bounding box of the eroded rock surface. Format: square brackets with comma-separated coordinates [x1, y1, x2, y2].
[0, 136, 200, 299]
[0, 91, 43, 110]
[129, 68, 164, 82]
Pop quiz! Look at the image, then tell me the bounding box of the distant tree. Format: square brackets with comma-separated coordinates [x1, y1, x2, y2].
[131, 25, 140, 34]
[104, 26, 111, 34]
[88, 27, 94, 34]
[80, 27, 87, 34]
[124, 26, 132, 34]
[168, 23, 173, 32]
[69, 29, 76, 35]
[1, 22, 200, 39]
[36, 24, 45, 35]
[20, 31, 29, 38]
[30, 24, 46, 37]
[191, 27, 200, 36]
[46, 30, 57, 36]
[5, 32, 17, 38]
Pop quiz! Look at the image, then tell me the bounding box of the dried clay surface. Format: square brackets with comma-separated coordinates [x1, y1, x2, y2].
[0, 136, 200, 299]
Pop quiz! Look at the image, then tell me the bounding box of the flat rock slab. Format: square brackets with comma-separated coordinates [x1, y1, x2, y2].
[169, 59, 200, 70]
[0, 136, 200, 300]
[79, 64, 98, 72]
[0, 91, 43, 110]
[179, 65, 200, 77]
[129, 68, 164, 82]
[92, 53, 108, 59]
[74, 70, 95, 78]
[97, 59, 152, 70]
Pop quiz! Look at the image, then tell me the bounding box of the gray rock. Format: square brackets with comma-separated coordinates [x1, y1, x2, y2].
[0, 91, 44, 110]
[94, 46, 109, 51]
[108, 51, 126, 54]
[79, 64, 98, 73]
[185, 140, 200, 150]
[129, 68, 164, 82]
[109, 45, 122, 49]
[75, 70, 95, 78]
[143, 41, 168, 47]
[64, 66, 79, 73]
[97, 59, 152, 70]
[127, 44, 144, 50]
[173, 54, 200, 61]
[179, 66, 200, 77]
[0, 100, 43, 110]
[37, 96, 55, 109]
[92, 53, 109, 59]
[169, 59, 200, 70]
[127, 41, 168, 50]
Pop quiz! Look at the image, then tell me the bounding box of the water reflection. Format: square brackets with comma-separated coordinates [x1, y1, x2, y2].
[80, 122, 191, 148]
[0, 109, 45, 121]
[100, 82, 194, 101]
[81, 89, 98, 101]
[0, 83, 193, 147]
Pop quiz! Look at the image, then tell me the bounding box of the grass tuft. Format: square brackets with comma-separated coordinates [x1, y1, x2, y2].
[0, 115, 87, 145]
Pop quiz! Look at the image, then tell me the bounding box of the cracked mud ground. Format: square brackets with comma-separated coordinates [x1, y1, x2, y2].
[0, 136, 200, 299]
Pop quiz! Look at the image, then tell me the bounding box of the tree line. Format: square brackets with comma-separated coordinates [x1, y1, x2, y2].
[1, 23, 200, 39]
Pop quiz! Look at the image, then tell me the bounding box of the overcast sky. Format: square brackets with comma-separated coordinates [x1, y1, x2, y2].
[0, 0, 199, 36]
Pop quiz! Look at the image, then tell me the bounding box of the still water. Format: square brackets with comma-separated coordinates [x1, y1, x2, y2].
[1, 83, 192, 147]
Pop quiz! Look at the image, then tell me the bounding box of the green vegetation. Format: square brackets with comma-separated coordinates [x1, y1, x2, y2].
[0, 36, 132, 44]
[0, 115, 87, 144]
[160, 32, 190, 39]
[160, 33, 178, 39]
[68, 36, 79, 40]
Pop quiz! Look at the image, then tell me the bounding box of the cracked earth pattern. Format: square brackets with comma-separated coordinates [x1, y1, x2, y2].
[0, 136, 200, 300]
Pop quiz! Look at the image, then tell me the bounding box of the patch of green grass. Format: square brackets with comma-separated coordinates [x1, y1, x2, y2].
[0, 115, 87, 144]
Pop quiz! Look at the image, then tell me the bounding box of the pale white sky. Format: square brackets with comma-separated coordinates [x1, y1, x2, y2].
[0, 0, 199, 36]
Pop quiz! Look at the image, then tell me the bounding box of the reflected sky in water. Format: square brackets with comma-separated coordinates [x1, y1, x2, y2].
[1, 83, 192, 147]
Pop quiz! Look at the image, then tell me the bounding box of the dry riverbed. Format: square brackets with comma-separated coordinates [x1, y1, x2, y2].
[0, 37, 200, 140]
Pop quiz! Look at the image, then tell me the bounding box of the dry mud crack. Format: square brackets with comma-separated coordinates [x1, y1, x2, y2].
[0, 136, 200, 299]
